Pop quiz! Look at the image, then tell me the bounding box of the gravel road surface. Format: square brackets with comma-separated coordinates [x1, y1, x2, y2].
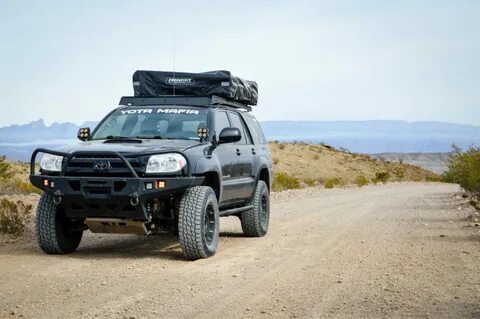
[1, 182, 479, 318]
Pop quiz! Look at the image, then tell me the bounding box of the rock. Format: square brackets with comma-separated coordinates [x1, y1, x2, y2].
[232, 274, 239, 278]
[457, 207, 463, 210]
[439, 234, 446, 237]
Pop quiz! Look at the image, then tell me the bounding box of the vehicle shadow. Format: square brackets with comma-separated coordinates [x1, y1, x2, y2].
[72, 233, 186, 261]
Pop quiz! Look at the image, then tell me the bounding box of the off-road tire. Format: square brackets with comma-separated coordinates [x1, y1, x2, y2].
[241, 180, 270, 237]
[36, 193, 83, 254]
[178, 186, 219, 260]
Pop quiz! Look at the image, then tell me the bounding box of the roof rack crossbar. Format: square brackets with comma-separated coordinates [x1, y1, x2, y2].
[118, 95, 252, 112]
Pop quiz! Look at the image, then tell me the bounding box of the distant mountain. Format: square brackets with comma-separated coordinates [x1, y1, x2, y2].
[261, 120, 480, 153]
[0, 120, 97, 161]
[0, 119, 97, 143]
[1, 119, 479, 161]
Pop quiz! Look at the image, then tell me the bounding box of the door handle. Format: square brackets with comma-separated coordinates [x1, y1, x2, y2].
[251, 148, 256, 155]
[236, 148, 241, 156]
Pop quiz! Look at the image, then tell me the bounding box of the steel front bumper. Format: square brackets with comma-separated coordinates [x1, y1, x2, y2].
[30, 175, 204, 220]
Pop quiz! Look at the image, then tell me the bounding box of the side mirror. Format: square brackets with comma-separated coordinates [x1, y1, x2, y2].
[219, 127, 241, 144]
[77, 127, 91, 141]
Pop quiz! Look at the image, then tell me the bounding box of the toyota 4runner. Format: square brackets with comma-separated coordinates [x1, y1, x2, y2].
[30, 70, 273, 260]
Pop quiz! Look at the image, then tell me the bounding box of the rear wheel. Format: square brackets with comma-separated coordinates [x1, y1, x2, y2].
[36, 193, 83, 254]
[178, 186, 219, 260]
[241, 180, 270, 237]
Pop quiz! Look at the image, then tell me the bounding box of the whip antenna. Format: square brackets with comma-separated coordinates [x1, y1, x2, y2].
[173, 28, 176, 96]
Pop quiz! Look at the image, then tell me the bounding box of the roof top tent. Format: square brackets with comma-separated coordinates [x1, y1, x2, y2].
[120, 70, 258, 111]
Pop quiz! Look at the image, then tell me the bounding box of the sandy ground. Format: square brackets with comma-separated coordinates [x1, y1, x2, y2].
[0, 182, 479, 319]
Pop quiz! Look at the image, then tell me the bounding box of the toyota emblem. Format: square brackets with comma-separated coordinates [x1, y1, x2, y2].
[93, 160, 111, 170]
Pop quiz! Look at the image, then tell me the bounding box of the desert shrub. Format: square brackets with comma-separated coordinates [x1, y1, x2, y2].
[355, 175, 369, 187]
[372, 171, 390, 184]
[393, 167, 405, 179]
[0, 156, 12, 181]
[278, 143, 286, 150]
[426, 175, 443, 182]
[273, 157, 279, 165]
[14, 180, 42, 195]
[0, 198, 33, 236]
[272, 172, 301, 192]
[303, 178, 316, 187]
[443, 145, 480, 197]
[312, 154, 319, 160]
[324, 177, 345, 189]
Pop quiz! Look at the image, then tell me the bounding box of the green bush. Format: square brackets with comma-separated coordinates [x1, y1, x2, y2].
[355, 175, 369, 187]
[372, 171, 390, 184]
[0, 198, 33, 236]
[443, 145, 480, 197]
[272, 172, 301, 191]
[324, 177, 345, 189]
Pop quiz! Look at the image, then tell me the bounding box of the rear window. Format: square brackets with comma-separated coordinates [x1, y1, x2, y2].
[243, 115, 266, 145]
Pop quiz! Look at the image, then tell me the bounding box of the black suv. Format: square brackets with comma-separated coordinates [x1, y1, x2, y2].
[30, 71, 273, 260]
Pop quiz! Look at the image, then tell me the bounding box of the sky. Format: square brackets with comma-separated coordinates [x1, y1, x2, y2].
[0, 0, 479, 127]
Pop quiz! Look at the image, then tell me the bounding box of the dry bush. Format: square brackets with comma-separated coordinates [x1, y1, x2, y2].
[303, 178, 316, 187]
[324, 177, 345, 189]
[355, 175, 369, 187]
[273, 157, 280, 165]
[272, 172, 301, 192]
[372, 171, 390, 184]
[312, 154, 319, 160]
[0, 198, 33, 236]
[278, 143, 286, 150]
[0, 156, 12, 181]
[0, 159, 41, 195]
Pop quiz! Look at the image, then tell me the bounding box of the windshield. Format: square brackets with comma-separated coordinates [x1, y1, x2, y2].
[92, 106, 208, 140]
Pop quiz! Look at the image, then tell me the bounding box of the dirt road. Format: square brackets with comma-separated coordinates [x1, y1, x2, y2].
[1, 183, 479, 318]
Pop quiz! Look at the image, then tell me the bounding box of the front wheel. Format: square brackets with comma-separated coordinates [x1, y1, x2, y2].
[36, 193, 83, 254]
[241, 180, 270, 237]
[178, 186, 219, 260]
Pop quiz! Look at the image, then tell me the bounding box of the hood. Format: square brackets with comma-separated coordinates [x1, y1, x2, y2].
[55, 139, 202, 154]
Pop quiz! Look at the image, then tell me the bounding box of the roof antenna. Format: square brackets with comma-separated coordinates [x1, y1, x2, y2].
[173, 28, 176, 96]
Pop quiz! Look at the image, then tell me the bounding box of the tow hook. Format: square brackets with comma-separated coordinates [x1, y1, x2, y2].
[130, 192, 140, 206]
[53, 190, 63, 205]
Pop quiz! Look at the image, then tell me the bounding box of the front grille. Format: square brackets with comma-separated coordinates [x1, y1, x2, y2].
[65, 155, 145, 177]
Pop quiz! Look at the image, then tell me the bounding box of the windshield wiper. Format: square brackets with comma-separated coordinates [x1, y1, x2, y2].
[102, 136, 143, 143]
[135, 135, 163, 140]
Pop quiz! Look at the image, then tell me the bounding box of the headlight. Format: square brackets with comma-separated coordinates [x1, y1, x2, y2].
[146, 153, 187, 174]
[40, 154, 64, 172]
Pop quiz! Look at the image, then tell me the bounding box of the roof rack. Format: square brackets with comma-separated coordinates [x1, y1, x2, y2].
[118, 95, 252, 112]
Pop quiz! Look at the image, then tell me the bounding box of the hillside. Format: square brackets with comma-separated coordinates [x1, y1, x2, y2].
[269, 142, 439, 189]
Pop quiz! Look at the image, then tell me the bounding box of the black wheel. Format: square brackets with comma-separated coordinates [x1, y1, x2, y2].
[36, 193, 83, 254]
[178, 186, 219, 260]
[241, 180, 270, 237]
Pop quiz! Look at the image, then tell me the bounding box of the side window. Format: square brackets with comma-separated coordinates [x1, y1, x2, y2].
[243, 115, 266, 145]
[214, 111, 231, 140]
[228, 112, 251, 144]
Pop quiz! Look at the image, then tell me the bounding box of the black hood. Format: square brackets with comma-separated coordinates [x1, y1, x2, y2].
[55, 139, 202, 154]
